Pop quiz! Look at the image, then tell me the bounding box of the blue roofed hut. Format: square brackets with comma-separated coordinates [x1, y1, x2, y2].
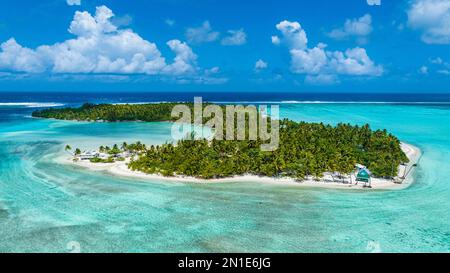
[356, 168, 372, 187]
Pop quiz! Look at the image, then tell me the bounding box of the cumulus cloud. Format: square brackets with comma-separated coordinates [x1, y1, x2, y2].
[185, 21, 220, 44]
[329, 47, 383, 76]
[221, 29, 247, 46]
[67, 0, 81, 6]
[290, 43, 328, 74]
[407, 0, 450, 44]
[367, 0, 381, 6]
[272, 20, 308, 49]
[68, 5, 117, 37]
[254, 59, 268, 71]
[0, 39, 45, 73]
[290, 44, 383, 77]
[273, 20, 383, 84]
[0, 5, 212, 79]
[328, 14, 373, 42]
[163, 40, 198, 75]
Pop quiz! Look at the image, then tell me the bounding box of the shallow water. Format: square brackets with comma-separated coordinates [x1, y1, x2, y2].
[0, 102, 449, 252]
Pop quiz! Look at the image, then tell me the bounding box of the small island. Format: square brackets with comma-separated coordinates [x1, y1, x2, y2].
[33, 103, 420, 189]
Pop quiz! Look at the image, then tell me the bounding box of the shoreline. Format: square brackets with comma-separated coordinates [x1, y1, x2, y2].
[57, 142, 421, 190]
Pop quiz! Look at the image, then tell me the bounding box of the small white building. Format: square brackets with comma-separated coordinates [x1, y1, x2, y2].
[80, 151, 99, 160]
[98, 153, 109, 159]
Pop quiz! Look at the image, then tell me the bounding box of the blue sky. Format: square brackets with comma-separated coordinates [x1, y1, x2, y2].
[0, 0, 450, 92]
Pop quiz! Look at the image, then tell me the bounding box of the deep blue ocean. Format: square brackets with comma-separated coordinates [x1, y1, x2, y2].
[1, 92, 450, 105]
[1, 92, 449, 252]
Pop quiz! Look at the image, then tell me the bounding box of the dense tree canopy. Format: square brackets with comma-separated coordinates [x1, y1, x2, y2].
[128, 120, 408, 179]
[32, 102, 194, 122]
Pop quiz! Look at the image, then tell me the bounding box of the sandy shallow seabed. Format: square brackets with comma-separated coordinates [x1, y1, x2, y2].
[57, 142, 421, 190]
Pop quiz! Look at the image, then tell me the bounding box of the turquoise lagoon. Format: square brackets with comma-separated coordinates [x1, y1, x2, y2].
[0, 103, 449, 252]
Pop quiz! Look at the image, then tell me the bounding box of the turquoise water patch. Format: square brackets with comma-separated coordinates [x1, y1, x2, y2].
[0, 104, 449, 252]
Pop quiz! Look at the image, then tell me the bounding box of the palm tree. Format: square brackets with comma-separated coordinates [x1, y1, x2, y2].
[109, 144, 121, 155]
[136, 141, 143, 151]
[121, 142, 128, 151]
[74, 148, 81, 156]
[65, 145, 72, 154]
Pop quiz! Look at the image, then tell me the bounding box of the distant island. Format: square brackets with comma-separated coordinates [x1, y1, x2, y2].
[32, 102, 198, 122]
[33, 103, 411, 184]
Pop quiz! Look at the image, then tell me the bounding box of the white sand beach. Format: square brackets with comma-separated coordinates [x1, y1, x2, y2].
[59, 142, 421, 190]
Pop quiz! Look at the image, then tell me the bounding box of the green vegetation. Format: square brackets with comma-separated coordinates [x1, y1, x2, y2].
[36, 103, 409, 179]
[128, 120, 408, 179]
[89, 157, 115, 163]
[109, 144, 122, 155]
[32, 102, 195, 122]
[65, 145, 72, 152]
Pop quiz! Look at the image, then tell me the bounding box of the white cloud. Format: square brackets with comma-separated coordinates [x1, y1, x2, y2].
[275, 20, 308, 49]
[185, 21, 220, 44]
[221, 29, 247, 46]
[422, 56, 450, 74]
[367, 0, 381, 6]
[163, 40, 198, 75]
[254, 59, 268, 71]
[419, 65, 429, 74]
[407, 0, 450, 44]
[0, 5, 212, 79]
[271, 36, 281, 45]
[68, 6, 117, 37]
[328, 14, 373, 41]
[328, 47, 383, 76]
[290, 45, 382, 76]
[273, 20, 383, 84]
[0, 39, 45, 73]
[204, 66, 220, 75]
[430, 57, 443, 64]
[290, 43, 328, 74]
[165, 19, 175, 27]
[437, 69, 450, 75]
[67, 0, 81, 6]
[431, 57, 450, 68]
